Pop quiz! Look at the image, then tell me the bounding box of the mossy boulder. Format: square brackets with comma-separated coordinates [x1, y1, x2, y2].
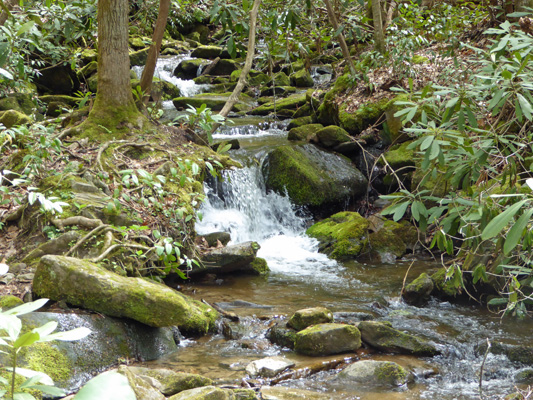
[249, 257, 270, 275]
[287, 307, 333, 331]
[262, 145, 367, 214]
[287, 123, 323, 141]
[272, 72, 290, 87]
[173, 93, 253, 112]
[34, 64, 79, 95]
[0, 110, 31, 128]
[0, 295, 23, 309]
[266, 322, 297, 349]
[191, 45, 223, 59]
[0, 93, 34, 114]
[380, 141, 416, 170]
[290, 68, 314, 87]
[78, 60, 97, 80]
[127, 367, 212, 396]
[231, 69, 270, 86]
[168, 386, 236, 400]
[317, 73, 354, 126]
[367, 219, 417, 262]
[249, 93, 307, 116]
[209, 58, 240, 76]
[153, 78, 182, 100]
[357, 321, 439, 356]
[259, 85, 297, 97]
[129, 47, 150, 66]
[287, 116, 314, 130]
[173, 59, 208, 80]
[294, 323, 362, 356]
[306, 211, 369, 260]
[200, 241, 261, 274]
[337, 360, 409, 388]
[402, 272, 434, 306]
[33, 255, 218, 333]
[315, 125, 352, 148]
[476, 341, 533, 365]
[80, 48, 97, 64]
[431, 268, 462, 298]
[339, 97, 391, 135]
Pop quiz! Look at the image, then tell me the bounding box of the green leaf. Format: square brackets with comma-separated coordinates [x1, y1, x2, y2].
[25, 385, 65, 397]
[487, 297, 508, 306]
[13, 393, 37, 400]
[13, 331, 40, 349]
[481, 199, 528, 240]
[73, 370, 136, 400]
[40, 327, 91, 342]
[0, 67, 13, 80]
[472, 264, 488, 284]
[4, 298, 48, 316]
[6, 368, 53, 386]
[503, 208, 533, 255]
[16, 21, 35, 36]
[517, 93, 533, 121]
[0, 313, 21, 341]
[393, 201, 409, 221]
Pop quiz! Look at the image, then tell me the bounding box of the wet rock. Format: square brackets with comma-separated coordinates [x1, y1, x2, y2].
[130, 47, 150, 66]
[199, 232, 231, 247]
[249, 93, 307, 116]
[357, 321, 439, 356]
[173, 93, 253, 112]
[306, 211, 369, 260]
[287, 307, 333, 331]
[261, 387, 330, 399]
[246, 356, 295, 378]
[337, 360, 409, 387]
[0, 109, 31, 128]
[367, 219, 418, 262]
[315, 125, 352, 148]
[431, 268, 462, 298]
[514, 368, 533, 383]
[167, 385, 234, 400]
[126, 367, 212, 396]
[249, 257, 270, 275]
[33, 255, 218, 332]
[266, 322, 297, 349]
[476, 341, 533, 365]
[402, 272, 434, 306]
[119, 366, 165, 400]
[200, 241, 261, 274]
[191, 45, 223, 59]
[290, 69, 314, 87]
[333, 311, 375, 324]
[173, 59, 208, 80]
[262, 145, 367, 215]
[287, 123, 323, 141]
[294, 323, 361, 356]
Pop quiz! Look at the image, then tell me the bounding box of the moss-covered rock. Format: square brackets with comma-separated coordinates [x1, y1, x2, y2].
[191, 45, 223, 59]
[127, 367, 212, 396]
[0, 109, 31, 128]
[306, 211, 369, 259]
[272, 72, 290, 87]
[266, 322, 297, 349]
[200, 241, 261, 274]
[80, 48, 97, 64]
[287, 307, 333, 331]
[339, 97, 391, 135]
[0, 295, 23, 309]
[173, 59, 208, 80]
[168, 385, 234, 400]
[249, 93, 307, 116]
[315, 125, 352, 148]
[290, 68, 314, 87]
[287, 123, 323, 141]
[357, 321, 439, 356]
[33, 255, 218, 333]
[337, 360, 409, 387]
[0, 93, 34, 114]
[259, 85, 297, 97]
[262, 145, 367, 214]
[476, 341, 533, 365]
[173, 93, 253, 112]
[231, 69, 270, 86]
[316, 73, 353, 126]
[249, 257, 270, 275]
[380, 141, 416, 170]
[431, 268, 461, 298]
[129, 47, 150, 66]
[294, 323, 361, 356]
[402, 272, 434, 306]
[287, 116, 314, 131]
[367, 219, 415, 262]
[209, 58, 240, 76]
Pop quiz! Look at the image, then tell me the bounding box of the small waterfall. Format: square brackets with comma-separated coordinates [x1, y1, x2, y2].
[196, 164, 338, 275]
[132, 55, 208, 97]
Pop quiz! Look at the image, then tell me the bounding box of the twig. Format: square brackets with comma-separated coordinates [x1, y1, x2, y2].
[88, 243, 152, 263]
[479, 338, 491, 399]
[65, 224, 111, 257]
[201, 299, 239, 322]
[401, 260, 415, 297]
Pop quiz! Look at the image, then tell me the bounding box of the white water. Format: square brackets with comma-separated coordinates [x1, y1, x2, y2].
[132, 55, 208, 97]
[196, 163, 338, 276]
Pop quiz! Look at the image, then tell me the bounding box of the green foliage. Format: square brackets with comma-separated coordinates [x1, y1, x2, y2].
[0, 298, 91, 399]
[174, 104, 227, 145]
[382, 18, 533, 316]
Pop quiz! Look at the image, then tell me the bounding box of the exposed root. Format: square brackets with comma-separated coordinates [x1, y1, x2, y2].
[51, 216, 103, 230]
[88, 243, 152, 263]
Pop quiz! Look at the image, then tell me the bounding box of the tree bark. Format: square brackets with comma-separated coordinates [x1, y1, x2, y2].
[212, 0, 262, 132]
[371, 0, 386, 54]
[324, 0, 356, 76]
[139, 0, 171, 104]
[0, 0, 16, 27]
[87, 0, 142, 129]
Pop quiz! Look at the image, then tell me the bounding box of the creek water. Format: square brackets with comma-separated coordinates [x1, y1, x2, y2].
[142, 56, 533, 399]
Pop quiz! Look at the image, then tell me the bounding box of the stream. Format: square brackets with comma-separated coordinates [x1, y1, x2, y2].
[139, 55, 533, 400]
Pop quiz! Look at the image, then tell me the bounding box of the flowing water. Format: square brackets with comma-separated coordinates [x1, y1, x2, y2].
[143, 58, 533, 399]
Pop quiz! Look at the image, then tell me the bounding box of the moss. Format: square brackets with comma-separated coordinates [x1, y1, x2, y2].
[290, 68, 314, 87]
[190, 45, 222, 59]
[380, 141, 416, 170]
[0, 109, 31, 128]
[129, 47, 150, 66]
[294, 323, 361, 356]
[315, 125, 352, 148]
[249, 257, 269, 275]
[25, 342, 72, 385]
[306, 211, 369, 259]
[287, 116, 314, 131]
[375, 362, 408, 384]
[431, 268, 461, 297]
[411, 55, 429, 64]
[249, 93, 307, 116]
[287, 307, 333, 331]
[287, 123, 323, 141]
[0, 295, 23, 309]
[339, 97, 391, 135]
[368, 220, 408, 258]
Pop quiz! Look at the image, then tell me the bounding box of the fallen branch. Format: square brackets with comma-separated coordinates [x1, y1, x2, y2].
[65, 224, 111, 257]
[88, 243, 152, 263]
[201, 299, 239, 322]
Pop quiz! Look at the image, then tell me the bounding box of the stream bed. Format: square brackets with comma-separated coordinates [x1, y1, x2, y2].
[139, 56, 533, 400]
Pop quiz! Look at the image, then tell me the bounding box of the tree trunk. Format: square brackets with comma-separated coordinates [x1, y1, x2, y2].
[139, 0, 170, 104]
[87, 0, 143, 130]
[0, 0, 16, 27]
[212, 0, 262, 133]
[324, 0, 356, 76]
[371, 0, 386, 54]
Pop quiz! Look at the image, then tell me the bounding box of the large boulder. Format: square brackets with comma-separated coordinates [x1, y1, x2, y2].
[34, 64, 80, 95]
[315, 125, 352, 148]
[173, 59, 208, 80]
[0, 93, 34, 114]
[246, 356, 295, 378]
[290, 68, 314, 87]
[0, 110, 31, 128]
[367, 219, 418, 263]
[294, 323, 361, 356]
[249, 93, 307, 116]
[130, 47, 150, 66]
[173, 93, 253, 113]
[402, 272, 434, 306]
[306, 211, 369, 259]
[191, 45, 223, 59]
[338, 97, 391, 135]
[337, 360, 409, 387]
[287, 123, 324, 141]
[287, 307, 333, 331]
[33, 255, 218, 333]
[357, 321, 439, 356]
[200, 241, 264, 274]
[126, 367, 212, 396]
[262, 144, 367, 214]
